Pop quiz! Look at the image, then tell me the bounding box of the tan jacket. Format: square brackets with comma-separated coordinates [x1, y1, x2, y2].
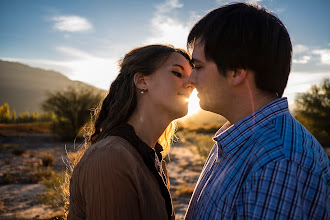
[68, 136, 170, 220]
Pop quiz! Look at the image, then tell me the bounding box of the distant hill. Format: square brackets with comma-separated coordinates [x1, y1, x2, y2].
[0, 60, 106, 114]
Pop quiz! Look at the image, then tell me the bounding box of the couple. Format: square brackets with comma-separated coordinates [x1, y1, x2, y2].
[68, 3, 329, 220]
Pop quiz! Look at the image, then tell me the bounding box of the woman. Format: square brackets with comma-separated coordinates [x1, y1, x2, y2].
[68, 44, 193, 220]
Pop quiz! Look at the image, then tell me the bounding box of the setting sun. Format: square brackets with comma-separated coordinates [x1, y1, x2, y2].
[186, 89, 201, 116]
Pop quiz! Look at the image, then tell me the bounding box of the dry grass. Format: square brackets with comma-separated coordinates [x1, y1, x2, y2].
[37, 168, 65, 209]
[176, 183, 195, 196]
[0, 200, 5, 213]
[59, 146, 88, 219]
[0, 122, 52, 134]
[40, 153, 56, 167]
[177, 123, 222, 134]
[176, 131, 215, 161]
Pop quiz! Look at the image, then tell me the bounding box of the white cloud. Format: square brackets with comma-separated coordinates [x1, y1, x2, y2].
[293, 44, 309, 54]
[145, 15, 191, 48]
[293, 55, 311, 64]
[312, 49, 330, 65]
[55, 46, 92, 59]
[155, 0, 183, 14]
[144, 0, 198, 48]
[216, 0, 262, 4]
[52, 15, 92, 32]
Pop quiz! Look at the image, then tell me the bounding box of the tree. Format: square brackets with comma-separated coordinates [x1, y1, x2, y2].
[10, 109, 16, 122]
[17, 111, 31, 122]
[42, 86, 104, 140]
[294, 78, 330, 147]
[0, 103, 10, 123]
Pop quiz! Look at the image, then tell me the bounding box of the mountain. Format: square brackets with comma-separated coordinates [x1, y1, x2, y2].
[0, 60, 106, 114]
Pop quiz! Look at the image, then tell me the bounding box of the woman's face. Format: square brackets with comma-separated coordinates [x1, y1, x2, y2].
[145, 52, 193, 120]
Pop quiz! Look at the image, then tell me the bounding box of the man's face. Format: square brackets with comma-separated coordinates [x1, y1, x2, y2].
[189, 40, 232, 115]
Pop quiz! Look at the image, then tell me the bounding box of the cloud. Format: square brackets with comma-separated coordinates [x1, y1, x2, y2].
[144, 0, 199, 48]
[293, 55, 311, 64]
[216, 0, 262, 4]
[52, 15, 92, 32]
[312, 49, 330, 65]
[292, 44, 311, 64]
[293, 44, 309, 54]
[155, 0, 183, 14]
[55, 46, 92, 59]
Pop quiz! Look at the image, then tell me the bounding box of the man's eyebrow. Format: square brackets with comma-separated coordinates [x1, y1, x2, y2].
[172, 64, 184, 70]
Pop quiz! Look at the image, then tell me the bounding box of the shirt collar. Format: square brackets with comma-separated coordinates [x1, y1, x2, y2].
[213, 97, 290, 159]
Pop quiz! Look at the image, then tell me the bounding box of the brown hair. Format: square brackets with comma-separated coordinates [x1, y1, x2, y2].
[61, 45, 192, 218]
[188, 3, 292, 97]
[90, 44, 192, 154]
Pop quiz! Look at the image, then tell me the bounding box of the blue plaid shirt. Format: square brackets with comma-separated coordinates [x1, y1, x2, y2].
[185, 98, 329, 219]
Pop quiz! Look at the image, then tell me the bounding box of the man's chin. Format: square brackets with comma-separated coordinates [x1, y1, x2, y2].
[199, 102, 216, 114]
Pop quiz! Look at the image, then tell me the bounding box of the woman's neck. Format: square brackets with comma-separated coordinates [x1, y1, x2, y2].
[127, 107, 170, 149]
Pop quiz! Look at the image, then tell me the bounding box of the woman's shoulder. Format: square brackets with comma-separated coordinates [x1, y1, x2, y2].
[76, 136, 141, 171]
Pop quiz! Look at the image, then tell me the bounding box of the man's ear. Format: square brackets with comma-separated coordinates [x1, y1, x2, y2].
[133, 72, 147, 91]
[231, 68, 248, 86]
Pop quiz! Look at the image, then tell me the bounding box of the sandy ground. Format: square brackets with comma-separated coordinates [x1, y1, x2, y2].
[0, 134, 203, 220]
[167, 143, 203, 220]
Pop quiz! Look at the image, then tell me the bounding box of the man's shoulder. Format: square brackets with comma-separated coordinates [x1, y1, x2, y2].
[251, 113, 328, 173]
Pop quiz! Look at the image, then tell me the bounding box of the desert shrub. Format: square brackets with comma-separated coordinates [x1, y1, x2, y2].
[11, 145, 25, 156]
[37, 169, 65, 209]
[42, 86, 104, 141]
[294, 78, 330, 147]
[1, 172, 15, 184]
[0, 144, 11, 151]
[41, 154, 56, 167]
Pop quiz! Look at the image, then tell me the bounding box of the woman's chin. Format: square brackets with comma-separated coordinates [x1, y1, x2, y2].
[174, 106, 189, 119]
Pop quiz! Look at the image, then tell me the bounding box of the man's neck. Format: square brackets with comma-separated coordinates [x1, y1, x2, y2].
[226, 92, 278, 124]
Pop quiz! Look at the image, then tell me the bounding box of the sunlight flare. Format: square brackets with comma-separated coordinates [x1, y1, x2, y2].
[186, 89, 201, 116]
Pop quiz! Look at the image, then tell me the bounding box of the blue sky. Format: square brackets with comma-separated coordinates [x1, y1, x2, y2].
[1, 0, 329, 108]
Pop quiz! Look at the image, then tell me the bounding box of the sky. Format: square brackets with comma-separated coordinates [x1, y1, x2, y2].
[1, 0, 329, 109]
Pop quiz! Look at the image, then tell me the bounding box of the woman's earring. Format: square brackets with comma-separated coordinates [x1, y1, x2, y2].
[141, 88, 145, 94]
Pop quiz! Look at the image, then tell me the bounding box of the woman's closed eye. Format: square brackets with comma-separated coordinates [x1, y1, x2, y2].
[172, 71, 182, 78]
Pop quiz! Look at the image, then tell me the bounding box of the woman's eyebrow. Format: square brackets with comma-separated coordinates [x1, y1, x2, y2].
[172, 64, 184, 70]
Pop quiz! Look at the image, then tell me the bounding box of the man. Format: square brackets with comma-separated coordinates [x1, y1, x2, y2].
[185, 3, 329, 219]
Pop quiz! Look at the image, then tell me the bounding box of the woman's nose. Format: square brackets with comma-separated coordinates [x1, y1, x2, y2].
[188, 69, 197, 86]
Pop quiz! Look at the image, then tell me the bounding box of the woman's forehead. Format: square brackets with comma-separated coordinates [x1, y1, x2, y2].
[162, 52, 191, 69]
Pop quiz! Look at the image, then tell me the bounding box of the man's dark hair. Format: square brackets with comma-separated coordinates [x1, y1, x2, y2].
[188, 3, 292, 96]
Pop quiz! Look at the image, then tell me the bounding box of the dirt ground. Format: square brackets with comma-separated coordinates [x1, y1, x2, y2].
[0, 133, 202, 220]
[2, 132, 328, 220]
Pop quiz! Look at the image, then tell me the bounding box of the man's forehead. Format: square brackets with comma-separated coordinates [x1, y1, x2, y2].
[192, 42, 205, 63]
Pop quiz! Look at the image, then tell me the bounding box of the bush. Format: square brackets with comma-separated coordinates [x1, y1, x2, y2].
[42, 86, 104, 141]
[11, 146, 26, 156]
[41, 154, 56, 167]
[294, 78, 330, 147]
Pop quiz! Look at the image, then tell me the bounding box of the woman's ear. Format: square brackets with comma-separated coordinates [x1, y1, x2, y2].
[231, 68, 248, 86]
[133, 72, 147, 91]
